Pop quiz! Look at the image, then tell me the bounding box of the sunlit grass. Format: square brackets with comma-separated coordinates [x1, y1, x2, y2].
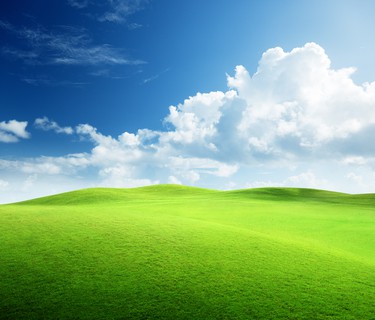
[0, 185, 374, 319]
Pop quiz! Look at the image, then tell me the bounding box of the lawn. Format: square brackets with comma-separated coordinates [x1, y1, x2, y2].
[0, 185, 374, 319]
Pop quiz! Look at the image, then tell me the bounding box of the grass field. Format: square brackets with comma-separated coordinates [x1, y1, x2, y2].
[0, 185, 374, 319]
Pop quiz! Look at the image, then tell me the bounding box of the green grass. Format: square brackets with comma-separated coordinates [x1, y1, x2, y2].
[0, 185, 374, 319]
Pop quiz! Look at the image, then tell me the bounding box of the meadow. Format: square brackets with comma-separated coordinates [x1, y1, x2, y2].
[0, 185, 374, 319]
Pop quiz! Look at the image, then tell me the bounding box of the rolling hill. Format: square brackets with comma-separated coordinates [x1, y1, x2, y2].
[0, 185, 374, 319]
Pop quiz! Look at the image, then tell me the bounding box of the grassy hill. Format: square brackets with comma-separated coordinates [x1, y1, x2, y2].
[0, 185, 374, 319]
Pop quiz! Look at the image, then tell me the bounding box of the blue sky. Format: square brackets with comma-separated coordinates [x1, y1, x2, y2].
[1, 0, 375, 202]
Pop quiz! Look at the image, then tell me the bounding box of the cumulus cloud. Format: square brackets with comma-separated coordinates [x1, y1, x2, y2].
[73, 43, 375, 190]
[0, 120, 30, 143]
[130, 43, 374, 168]
[225, 43, 375, 160]
[3, 42, 375, 202]
[34, 117, 74, 135]
[74, 122, 236, 186]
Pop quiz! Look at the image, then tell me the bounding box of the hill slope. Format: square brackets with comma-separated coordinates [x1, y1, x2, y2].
[0, 185, 374, 319]
[16, 184, 217, 205]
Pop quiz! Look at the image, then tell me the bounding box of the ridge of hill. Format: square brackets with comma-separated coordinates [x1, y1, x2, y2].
[13, 184, 375, 206]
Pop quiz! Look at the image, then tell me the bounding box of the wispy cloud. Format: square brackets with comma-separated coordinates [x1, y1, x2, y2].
[89, 68, 129, 80]
[143, 68, 170, 84]
[0, 20, 145, 67]
[34, 117, 74, 135]
[2, 47, 39, 62]
[89, 69, 111, 77]
[21, 76, 89, 87]
[67, 0, 89, 9]
[99, 0, 149, 24]
[66, 0, 149, 25]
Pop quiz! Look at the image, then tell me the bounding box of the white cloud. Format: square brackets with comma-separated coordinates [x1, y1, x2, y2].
[21, 174, 38, 192]
[143, 68, 170, 84]
[0, 179, 9, 190]
[284, 170, 330, 189]
[346, 172, 364, 186]
[0, 153, 90, 176]
[0, 120, 30, 139]
[73, 43, 375, 191]
[74, 122, 235, 186]
[168, 175, 182, 185]
[99, 0, 148, 24]
[243, 170, 331, 191]
[0, 20, 145, 67]
[168, 157, 238, 180]
[67, 0, 89, 9]
[3, 42, 375, 202]
[22, 77, 88, 87]
[0, 131, 19, 143]
[245, 180, 281, 189]
[225, 43, 375, 158]
[34, 117, 74, 135]
[21, 162, 62, 175]
[0, 120, 30, 143]
[98, 165, 158, 188]
[342, 156, 367, 166]
[66, 0, 148, 25]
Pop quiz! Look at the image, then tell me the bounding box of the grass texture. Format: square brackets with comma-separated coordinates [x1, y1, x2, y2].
[0, 185, 374, 319]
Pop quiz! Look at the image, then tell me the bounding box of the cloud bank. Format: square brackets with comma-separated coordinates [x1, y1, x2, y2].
[2, 42, 375, 202]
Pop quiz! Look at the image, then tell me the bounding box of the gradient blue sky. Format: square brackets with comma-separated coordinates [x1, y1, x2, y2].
[1, 0, 375, 202]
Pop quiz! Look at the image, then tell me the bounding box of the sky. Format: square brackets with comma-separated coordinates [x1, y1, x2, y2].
[1, 0, 375, 203]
